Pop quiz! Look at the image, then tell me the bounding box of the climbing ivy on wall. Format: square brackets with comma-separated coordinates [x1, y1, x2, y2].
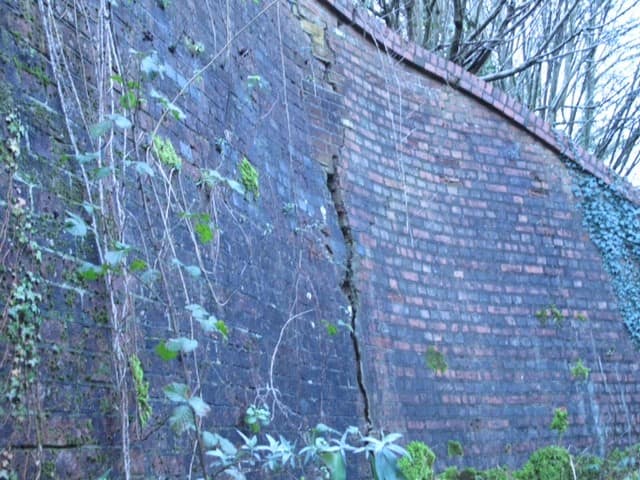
[574, 171, 640, 345]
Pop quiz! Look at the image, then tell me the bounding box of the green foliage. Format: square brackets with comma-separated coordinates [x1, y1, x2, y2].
[357, 431, 407, 480]
[184, 36, 204, 56]
[152, 135, 182, 170]
[239, 156, 259, 199]
[600, 444, 640, 479]
[244, 404, 270, 433]
[5, 273, 42, 410]
[440, 467, 459, 480]
[323, 320, 339, 336]
[535, 305, 564, 327]
[447, 441, 464, 458]
[111, 75, 142, 111]
[575, 173, 640, 344]
[514, 446, 571, 480]
[198, 168, 245, 195]
[129, 354, 152, 427]
[574, 454, 602, 480]
[550, 407, 569, 439]
[425, 346, 447, 374]
[570, 359, 590, 381]
[397, 441, 436, 480]
[150, 89, 185, 121]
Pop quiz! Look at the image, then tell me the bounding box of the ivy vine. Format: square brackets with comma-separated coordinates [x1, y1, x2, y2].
[574, 171, 640, 345]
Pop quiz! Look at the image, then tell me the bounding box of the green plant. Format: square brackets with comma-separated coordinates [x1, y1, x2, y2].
[550, 407, 569, 442]
[356, 431, 407, 480]
[447, 441, 464, 458]
[535, 305, 564, 326]
[156, 0, 170, 9]
[440, 466, 459, 480]
[514, 446, 571, 480]
[574, 454, 602, 480]
[239, 156, 259, 199]
[152, 135, 182, 170]
[129, 354, 152, 427]
[244, 404, 270, 433]
[425, 346, 447, 374]
[397, 441, 436, 480]
[184, 36, 205, 56]
[570, 359, 590, 381]
[5, 272, 42, 411]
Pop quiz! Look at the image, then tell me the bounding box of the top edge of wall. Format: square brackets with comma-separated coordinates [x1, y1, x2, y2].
[317, 0, 640, 204]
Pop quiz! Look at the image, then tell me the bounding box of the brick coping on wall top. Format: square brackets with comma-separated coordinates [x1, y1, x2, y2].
[317, 0, 640, 204]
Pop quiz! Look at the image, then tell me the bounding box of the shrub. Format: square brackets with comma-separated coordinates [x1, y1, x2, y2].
[515, 446, 572, 480]
[397, 441, 436, 480]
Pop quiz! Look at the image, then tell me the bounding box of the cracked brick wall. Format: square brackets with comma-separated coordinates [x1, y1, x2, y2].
[0, 0, 638, 477]
[301, 0, 640, 471]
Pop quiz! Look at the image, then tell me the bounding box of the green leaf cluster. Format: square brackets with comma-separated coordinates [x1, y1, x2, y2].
[239, 157, 259, 199]
[129, 354, 152, 426]
[152, 135, 182, 170]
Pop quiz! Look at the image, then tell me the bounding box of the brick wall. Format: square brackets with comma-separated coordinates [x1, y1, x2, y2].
[0, 0, 638, 477]
[303, 0, 640, 470]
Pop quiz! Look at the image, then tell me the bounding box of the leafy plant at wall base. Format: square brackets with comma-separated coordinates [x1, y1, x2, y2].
[440, 466, 459, 480]
[356, 431, 407, 480]
[244, 404, 270, 433]
[515, 446, 572, 480]
[129, 354, 152, 427]
[570, 359, 590, 381]
[425, 346, 447, 374]
[397, 441, 435, 480]
[239, 156, 259, 199]
[447, 440, 463, 458]
[152, 135, 182, 170]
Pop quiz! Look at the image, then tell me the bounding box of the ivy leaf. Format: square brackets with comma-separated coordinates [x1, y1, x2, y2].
[77, 262, 104, 281]
[202, 430, 219, 449]
[140, 51, 165, 79]
[108, 113, 132, 129]
[150, 89, 186, 121]
[195, 221, 214, 244]
[185, 265, 201, 277]
[93, 166, 113, 180]
[104, 249, 127, 267]
[215, 320, 229, 340]
[164, 382, 189, 402]
[188, 396, 211, 417]
[129, 258, 147, 272]
[169, 404, 195, 434]
[76, 151, 100, 164]
[155, 341, 178, 361]
[165, 337, 198, 354]
[65, 212, 89, 237]
[132, 161, 155, 177]
[90, 119, 113, 138]
[141, 268, 160, 284]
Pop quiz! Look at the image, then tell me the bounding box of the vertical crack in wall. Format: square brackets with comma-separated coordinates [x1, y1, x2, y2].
[326, 161, 373, 433]
[293, 2, 373, 432]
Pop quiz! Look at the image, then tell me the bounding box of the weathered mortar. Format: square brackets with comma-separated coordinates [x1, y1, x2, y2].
[0, 0, 638, 477]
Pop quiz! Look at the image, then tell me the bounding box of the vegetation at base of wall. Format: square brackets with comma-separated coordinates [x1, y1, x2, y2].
[397, 441, 436, 480]
[393, 441, 640, 480]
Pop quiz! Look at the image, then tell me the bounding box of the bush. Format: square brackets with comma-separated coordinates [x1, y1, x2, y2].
[515, 446, 572, 480]
[398, 441, 436, 480]
[574, 454, 602, 480]
[601, 444, 640, 479]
